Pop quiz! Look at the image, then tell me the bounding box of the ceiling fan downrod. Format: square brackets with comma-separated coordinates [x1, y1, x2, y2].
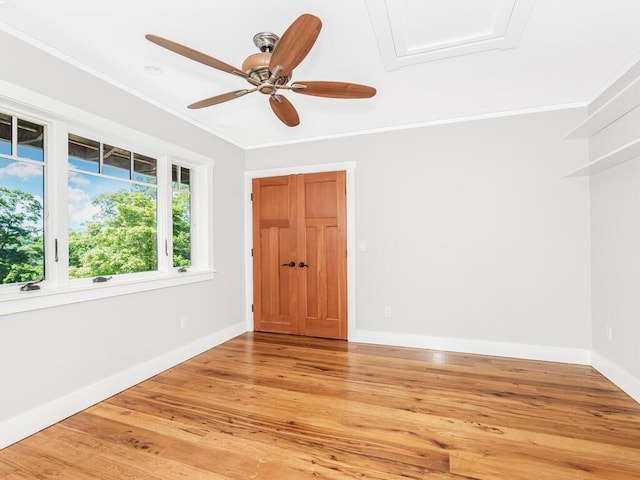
[253, 32, 279, 53]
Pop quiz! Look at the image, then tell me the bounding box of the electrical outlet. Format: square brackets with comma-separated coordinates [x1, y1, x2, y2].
[384, 306, 392, 318]
[606, 326, 613, 342]
[180, 315, 189, 329]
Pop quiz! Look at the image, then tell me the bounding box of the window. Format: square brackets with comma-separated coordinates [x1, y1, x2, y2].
[0, 112, 45, 285]
[68, 134, 158, 279]
[172, 164, 191, 268]
[0, 99, 214, 314]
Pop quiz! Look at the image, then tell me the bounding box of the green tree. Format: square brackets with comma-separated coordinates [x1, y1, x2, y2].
[69, 190, 157, 278]
[172, 192, 191, 267]
[0, 186, 43, 284]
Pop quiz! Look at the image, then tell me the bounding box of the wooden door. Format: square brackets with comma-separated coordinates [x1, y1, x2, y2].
[252, 171, 347, 339]
[252, 174, 298, 335]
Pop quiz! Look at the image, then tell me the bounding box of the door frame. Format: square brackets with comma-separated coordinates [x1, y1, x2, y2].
[244, 161, 357, 340]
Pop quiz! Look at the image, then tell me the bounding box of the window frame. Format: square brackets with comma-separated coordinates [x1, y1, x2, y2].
[66, 131, 163, 282]
[0, 107, 51, 290]
[0, 100, 216, 316]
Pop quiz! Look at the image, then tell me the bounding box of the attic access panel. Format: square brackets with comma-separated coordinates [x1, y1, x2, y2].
[367, 0, 535, 70]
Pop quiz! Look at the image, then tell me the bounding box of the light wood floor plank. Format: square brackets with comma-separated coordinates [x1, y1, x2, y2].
[1, 332, 639, 479]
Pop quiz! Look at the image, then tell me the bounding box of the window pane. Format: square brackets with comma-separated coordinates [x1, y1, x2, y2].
[180, 166, 191, 192]
[172, 191, 191, 267]
[103, 144, 131, 179]
[133, 153, 157, 184]
[17, 119, 44, 162]
[0, 157, 44, 284]
[68, 173, 157, 279]
[171, 164, 179, 190]
[172, 165, 191, 267]
[0, 113, 11, 156]
[68, 134, 99, 173]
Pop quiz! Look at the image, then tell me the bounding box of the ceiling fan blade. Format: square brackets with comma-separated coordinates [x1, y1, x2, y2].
[291, 81, 377, 99]
[146, 34, 247, 79]
[269, 14, 322, 79]
[188, 89, 255, 109]
[269, 95, 300, 127]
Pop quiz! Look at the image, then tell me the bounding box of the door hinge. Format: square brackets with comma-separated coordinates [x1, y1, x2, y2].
[250, 192, 253, 201]
[251, 248, 254, 257]
[251, 304, 254, 313]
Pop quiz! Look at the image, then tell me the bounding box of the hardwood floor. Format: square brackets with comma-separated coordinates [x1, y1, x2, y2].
[1, 332, 640, 479]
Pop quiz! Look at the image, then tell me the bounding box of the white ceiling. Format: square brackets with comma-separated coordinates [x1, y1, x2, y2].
[1, 0, 639, 149]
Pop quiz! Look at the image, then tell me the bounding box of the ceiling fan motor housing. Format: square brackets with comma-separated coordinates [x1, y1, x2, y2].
[241, 32, 290, 86]
[242, 52, 272, 81]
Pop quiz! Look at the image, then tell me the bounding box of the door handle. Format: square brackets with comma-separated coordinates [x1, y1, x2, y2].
[281, 261, 296, 267]
[299, 262, 309, 268]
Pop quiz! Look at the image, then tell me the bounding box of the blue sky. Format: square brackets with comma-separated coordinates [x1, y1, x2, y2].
[2, 138, 160, 232]
[0, 146, 149, 232]
[0, 157, 44, 199]
[0, 139, 45, 200]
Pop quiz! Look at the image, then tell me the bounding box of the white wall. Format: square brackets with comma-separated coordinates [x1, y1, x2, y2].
[0, 151, 246, 448]
[0, 152, 246, 448]
[588, 61, 640, 401]
[0, 279, 243, 418]
[3, 23, 636, 448]
[246, 108, 592, 362]
[591, 158, 640, 392]
[0, 30, 241, 161]
[0, 32, 247, 448]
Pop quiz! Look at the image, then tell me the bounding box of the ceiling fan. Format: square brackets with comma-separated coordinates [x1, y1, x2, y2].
[145, 14, 376, 127]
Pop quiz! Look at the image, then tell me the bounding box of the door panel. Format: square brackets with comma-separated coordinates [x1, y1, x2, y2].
[298, 172, 347, 339]
[252, 175, 298, 334]
[253, 171, 347, 340]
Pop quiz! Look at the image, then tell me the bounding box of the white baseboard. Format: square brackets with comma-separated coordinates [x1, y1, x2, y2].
[3, 326, 637, 451]
[591, 351, 640, 404]
[352, 329, 592, 365]
[0, 321, 247, 450]
[353, 330, 640, 404]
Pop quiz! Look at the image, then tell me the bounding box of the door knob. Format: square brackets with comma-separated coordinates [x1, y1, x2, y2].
[299, 262, 309, 268]
[281, 261, 296, 267]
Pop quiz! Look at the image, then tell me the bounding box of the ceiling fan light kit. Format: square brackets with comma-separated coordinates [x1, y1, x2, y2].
[146, 14, 376, 127]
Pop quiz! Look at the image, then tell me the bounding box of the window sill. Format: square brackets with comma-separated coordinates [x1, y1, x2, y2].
[0, 269, 217, 316]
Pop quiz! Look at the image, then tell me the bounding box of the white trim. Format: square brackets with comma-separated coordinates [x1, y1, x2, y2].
[0, 79, 215, 166]
[244, 102, 587, 150]
[353, 329, 592, 365]
[0, 270, 216, 316]
[0, 321, 247, 450]
[353, 332, 640, 403]
[2, 321, 638, 450]
[0, 21, 243, 149]
[592, 351, 640, 404]
[565, 75, 640, 140]
[0, 82, 217, 315]
[584, 48, 640, 107]
[366, 0, 535, 70]
[0, 16, 579, 152]
[564, 136, 640, 177]
[244, 162, 357, 338]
